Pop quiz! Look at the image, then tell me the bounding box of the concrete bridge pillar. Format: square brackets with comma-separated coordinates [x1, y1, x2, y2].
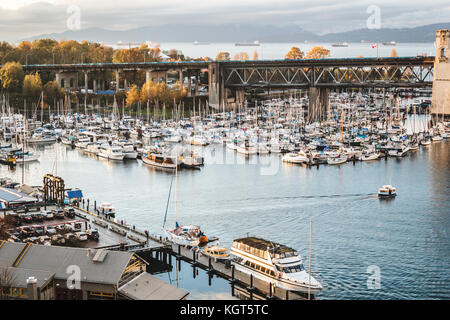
[93, 78, 98, 93]
[208, 62, 220, 110]
[55, 72, 61, 88]
[84, 72, 89, 95]
[308, 87, 329, 123]
[187, 70, 192, 96]
[115, 70, 120, 92]
[56, 72, 77, 91]
[432, 29, 450, 120]
[179, 69, 184, 85]
[145, 70, 152, 84]
[195, 71, 199, 96]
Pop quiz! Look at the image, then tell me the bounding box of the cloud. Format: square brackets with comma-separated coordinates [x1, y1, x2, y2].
[0, 0, 449, 42]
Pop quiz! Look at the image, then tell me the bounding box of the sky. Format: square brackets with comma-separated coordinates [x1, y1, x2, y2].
[0, 0, 449, 42]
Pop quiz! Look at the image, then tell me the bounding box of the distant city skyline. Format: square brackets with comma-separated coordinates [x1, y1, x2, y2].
[0, 0, 449, 42]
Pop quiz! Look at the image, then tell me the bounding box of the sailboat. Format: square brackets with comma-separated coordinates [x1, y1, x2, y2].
[162, 154, 209, 247]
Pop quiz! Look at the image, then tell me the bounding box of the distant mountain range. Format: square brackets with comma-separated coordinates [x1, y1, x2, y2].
[22, 22, 449, 44]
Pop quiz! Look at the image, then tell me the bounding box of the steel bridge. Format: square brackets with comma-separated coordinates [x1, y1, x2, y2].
[19, 56, 435, 88]
[12, 56, 436, 115]
[219, 56, 435, 89]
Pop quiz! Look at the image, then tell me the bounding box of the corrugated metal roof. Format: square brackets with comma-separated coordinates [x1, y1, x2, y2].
[1, 243, 133, 285]
[2, 267, 54, 289]
[0, 187, 37, 203]
[0, 242, 27, 267]
[118, 272, 189, 300]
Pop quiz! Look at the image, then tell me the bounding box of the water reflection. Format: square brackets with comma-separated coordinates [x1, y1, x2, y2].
[0, 137, 448, 299]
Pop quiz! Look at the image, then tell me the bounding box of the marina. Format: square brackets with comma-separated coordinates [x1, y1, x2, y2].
[0, 10, 449, 302]
[0, 99, 448, 299]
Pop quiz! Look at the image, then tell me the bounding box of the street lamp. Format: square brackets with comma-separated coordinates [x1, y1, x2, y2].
[25, 54, 31, 65]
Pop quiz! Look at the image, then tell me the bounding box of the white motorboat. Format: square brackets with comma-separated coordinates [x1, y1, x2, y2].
[388, 145, 409, 157]
[141, 152, 178, 169]
[74, 137, 91, 149]
[378, 185, 397, 198]
[163, 224, 208, 247]
[189, 135, 209, 146]
[236, 142, 257, 155]
[359, 152, 379, 161]
[327, 155, 347, 165]
[98, 202, 116, 217]
[230, 237, 322, 294]
[282, 151, 309, 164]
[98, 145, 125, 161]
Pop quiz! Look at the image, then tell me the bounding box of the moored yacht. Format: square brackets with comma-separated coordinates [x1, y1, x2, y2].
[163, 223, 209, 247]
[98, 144, 125, 161]
[141, 152, 179, 169]
[230, 237, 322, 294]
[282, 151, 309, 164]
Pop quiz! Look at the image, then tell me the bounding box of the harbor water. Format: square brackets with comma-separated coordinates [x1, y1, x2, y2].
[0, 120, 448, 300]
[109, 42, 435, 60]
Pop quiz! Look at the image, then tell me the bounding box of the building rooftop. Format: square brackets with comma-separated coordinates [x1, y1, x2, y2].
[0, 241, 134, 286]
[0, 186, 38, 204]
[118, 272, 189, 300]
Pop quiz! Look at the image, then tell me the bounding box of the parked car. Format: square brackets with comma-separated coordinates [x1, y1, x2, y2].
[39, 235, 51, 244]
[55, 224, 66, 233]
[19, 226, 34, 237]
[33, 226, 45, 236]
[86, 229, 99, 241]
[64, 233, 76, 241]
[75, 232, 88, 241]
[51, 234, 65, 245]
[31, 213, 44, 222]
[46, 226, 57, 235]
[43, 211, 54, 220]
[64, 208, 76, 218]
[24, 237, 39, 244]
[54, 210, 65, 219]
[21, 214, 33, 224]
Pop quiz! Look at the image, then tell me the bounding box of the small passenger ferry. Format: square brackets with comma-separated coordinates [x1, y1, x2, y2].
[230, 237, 322, 294]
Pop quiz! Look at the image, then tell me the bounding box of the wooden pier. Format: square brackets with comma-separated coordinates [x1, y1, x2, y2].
[69, 201, 311, 300]
[170, 243, 311, 300]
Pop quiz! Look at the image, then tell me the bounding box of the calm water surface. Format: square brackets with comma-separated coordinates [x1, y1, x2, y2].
[110, 42, 435, 60]
[1, 133, 448, 300]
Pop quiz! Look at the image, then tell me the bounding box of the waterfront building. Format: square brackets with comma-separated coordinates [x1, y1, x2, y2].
[0, 241, 188, 300]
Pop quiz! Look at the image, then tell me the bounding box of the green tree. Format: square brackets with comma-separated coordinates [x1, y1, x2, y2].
[0, 62, 25, 92]
[43, 81, 65, 106]
[23, 73, 43, 99]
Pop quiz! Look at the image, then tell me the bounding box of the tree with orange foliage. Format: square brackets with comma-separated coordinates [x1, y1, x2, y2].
[252, 50, 258, 60]
[233, 52, 249, 60]
[390, 49, 398, 57]
[285, 47, 304, 60]
[306, 46, 330, 59]
[216, 52, 230, 61]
